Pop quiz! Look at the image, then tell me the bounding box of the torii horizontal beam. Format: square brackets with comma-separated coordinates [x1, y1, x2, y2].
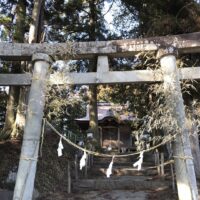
[0, 74, 32, 85]
[1, 32, 200, 61]
[1, 67, 200, 86]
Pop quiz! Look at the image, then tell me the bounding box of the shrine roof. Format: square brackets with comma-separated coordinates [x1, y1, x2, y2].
[76, 102, 135, 123]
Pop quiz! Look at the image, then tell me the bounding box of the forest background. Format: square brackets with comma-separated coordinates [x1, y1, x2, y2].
[1, 0, 200, 196]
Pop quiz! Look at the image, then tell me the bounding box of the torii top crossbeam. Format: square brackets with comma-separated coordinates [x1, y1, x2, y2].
[0, 32, 200, 61]
[1, 32, 200, 86]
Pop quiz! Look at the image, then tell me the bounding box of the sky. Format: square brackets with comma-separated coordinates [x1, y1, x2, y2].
[104, 1, 114, 24]
[103, 0, 117, 34]
[103, 0, 138, 38]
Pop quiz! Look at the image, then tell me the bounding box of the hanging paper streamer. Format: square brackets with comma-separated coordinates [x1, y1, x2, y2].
[80, 151, 87, 170]
[133, 151, 144, 171]
[57, 137, 64, 157]
[106, 156, 114, 178]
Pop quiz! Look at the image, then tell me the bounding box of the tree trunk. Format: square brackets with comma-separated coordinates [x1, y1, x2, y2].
[14, 86, 28, 137]
[29, 0, 44, 43]
[14, 0, 44, 137]
[88, 84, 99, 140]
[88, 0, 99, 142]
[13, 0, 26, 43]
[0, 86, 20, 139]
[0, 0, 26, 139]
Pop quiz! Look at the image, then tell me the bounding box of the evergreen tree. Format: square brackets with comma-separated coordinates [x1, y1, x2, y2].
[0, 0, 27, 139]
[120, 0, 200, 37]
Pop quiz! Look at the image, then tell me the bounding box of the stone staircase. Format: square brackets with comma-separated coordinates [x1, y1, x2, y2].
[70, 152, 173, 200]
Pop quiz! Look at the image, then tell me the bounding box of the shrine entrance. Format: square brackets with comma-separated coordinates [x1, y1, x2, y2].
[0, 32, 200, 200]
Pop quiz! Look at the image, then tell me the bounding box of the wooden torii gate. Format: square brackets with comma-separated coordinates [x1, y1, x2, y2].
[1, 32, 200, 200]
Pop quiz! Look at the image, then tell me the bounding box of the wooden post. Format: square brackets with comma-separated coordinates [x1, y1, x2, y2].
[158, 47, 199, 200]
[84, 156, 88, 178]
[75, 154, 78, 180]
[155, 150, 160, 175]
[13, 53, 52, 200]
[129, 134, 132, 152]
[160, 153, 165, 176]
[170, 163, 176, 192]
[91, 154, 93, 167]
[67, 161, 71, 194]
[117, 127, 120, 152]
[99, 126, 103, 147]
[88, 154, 91, 168]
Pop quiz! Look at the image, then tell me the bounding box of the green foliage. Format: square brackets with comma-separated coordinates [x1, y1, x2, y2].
[120, 0, 200, 37]
[0, 0, 200, 143]
[44, 0, 109, 42]
[44, 70, 86, 134]
[0, 0, 32, 42]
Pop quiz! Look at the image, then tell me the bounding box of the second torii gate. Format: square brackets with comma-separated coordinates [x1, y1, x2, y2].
[0, 32, 200, 200]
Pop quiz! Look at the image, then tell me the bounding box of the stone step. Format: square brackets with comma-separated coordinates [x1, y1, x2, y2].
[0, 189, 39, 200]
[93, 152, 156, 165]
[72, 176, 170, 193]
[87, 167, 159, 177]
[93, 162, 134, 167]
[0, 190, 13, 200]
[93, 156, 133, 163]
[41, 190, 149, 200]
[92, 160, 157, 168]
[85, 165, 171, 179]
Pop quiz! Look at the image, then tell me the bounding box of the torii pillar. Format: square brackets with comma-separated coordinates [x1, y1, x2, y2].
[13, 53, 52, 200]
[157, 47, 199, 200]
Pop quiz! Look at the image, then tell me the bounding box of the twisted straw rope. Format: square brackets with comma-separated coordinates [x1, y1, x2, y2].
[45, 119, 178, 158]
